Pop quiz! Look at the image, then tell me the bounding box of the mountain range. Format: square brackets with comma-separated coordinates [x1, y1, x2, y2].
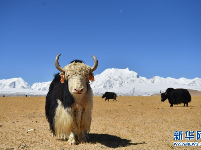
[0, 68, 201, 96]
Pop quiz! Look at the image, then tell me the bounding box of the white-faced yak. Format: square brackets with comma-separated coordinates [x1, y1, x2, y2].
[45, 54, 98, 145]
[161, 88, 191, 107]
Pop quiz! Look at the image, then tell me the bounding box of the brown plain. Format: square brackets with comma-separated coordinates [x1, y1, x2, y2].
[0, 96, 200, 150]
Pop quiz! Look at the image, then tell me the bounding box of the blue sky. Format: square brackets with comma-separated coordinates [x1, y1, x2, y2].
[0, 0, 201, 85]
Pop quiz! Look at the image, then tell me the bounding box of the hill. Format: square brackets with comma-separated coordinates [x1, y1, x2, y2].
[0, 68, 201, 96]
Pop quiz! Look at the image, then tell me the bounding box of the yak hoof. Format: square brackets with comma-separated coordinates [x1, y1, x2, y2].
[79, 140, 87, 144]
[79, 138, 87, 144]
[79, 134, 87, 144]
[67, 139, 76, 145]
[68, 132, 76, 145]
[80, 138, 87, 144]
[79, 137, 87, 144]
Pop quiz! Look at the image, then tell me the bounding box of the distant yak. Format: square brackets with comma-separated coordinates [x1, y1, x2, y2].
[161, 88, 191, 107]
[102, 92, 117, 102]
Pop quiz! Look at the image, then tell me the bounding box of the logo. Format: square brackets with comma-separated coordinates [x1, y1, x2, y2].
[174, 131, 201, 146]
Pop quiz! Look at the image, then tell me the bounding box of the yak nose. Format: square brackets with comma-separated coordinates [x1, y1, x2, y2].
[73, 88, 84, 94]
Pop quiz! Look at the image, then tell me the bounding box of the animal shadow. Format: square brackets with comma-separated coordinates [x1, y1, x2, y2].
[174, 105, 194, 107]
[88, 133, 146, 148]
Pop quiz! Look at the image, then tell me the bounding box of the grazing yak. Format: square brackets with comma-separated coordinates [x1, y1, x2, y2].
[161, 88, 191, 107]
[45, 54, 98, 145]
[102, 92, 117, 102]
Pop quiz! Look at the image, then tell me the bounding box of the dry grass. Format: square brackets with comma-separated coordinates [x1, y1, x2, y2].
[0, 96, 201, 149]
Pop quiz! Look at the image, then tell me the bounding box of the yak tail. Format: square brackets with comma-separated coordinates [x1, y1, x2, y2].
[186, 90, 191, 102]
[188, 94, 191, 102]
[115, 94, 117, 98]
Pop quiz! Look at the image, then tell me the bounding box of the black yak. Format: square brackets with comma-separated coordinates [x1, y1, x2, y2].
[161, 88, 191, 107]
[102, 92, 117, 102]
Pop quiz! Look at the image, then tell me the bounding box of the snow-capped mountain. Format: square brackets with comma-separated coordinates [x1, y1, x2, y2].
[0, 68, 201, 96]
[90, 68, 139, 89]
[0, 78, 31, 89]
[0, 78, 47, 96]
[31, 82, 51, 91]
[188, 78, 201, 86]
[90, 68, 201, 96]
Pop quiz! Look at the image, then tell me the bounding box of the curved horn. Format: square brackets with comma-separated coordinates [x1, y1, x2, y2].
[55, 54, 65, 72]
[91, 55, 98, 72]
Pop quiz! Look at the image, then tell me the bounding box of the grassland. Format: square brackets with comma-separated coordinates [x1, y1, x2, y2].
[0, 96, 200, 149]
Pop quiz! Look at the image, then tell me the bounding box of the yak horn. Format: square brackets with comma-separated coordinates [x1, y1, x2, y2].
[91, 55, 98, 72]
[55, 54, 65, 72]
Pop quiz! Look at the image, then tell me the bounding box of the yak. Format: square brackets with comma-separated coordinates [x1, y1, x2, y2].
[45, 54, 98, 145]
[161, 88, 191, 107]
[102, 92, 117, 102]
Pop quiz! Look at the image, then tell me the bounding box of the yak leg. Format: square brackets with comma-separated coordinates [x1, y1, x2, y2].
[67, 132, 76, 145]
[186, 103, 188, 107]
[79, 110, 92, 143]
[54, 100, 74, 141]
[67, 109, 78, 145]
[170, 104, 173, 107]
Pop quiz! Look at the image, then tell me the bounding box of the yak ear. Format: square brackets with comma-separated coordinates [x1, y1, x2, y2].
[60, 74, 65, 83]
[89, 75, 94, 82]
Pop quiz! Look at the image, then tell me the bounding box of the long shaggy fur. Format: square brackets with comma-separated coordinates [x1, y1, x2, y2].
[161, 88, 191, 107]
[45, 65, 93, 144]
[45, 73, 75, 134]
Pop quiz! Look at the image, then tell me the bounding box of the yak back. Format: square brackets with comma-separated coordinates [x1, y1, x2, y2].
[70, 60, 84, 64]
[166, 88, 191, 104]
[166, 88, 174, 94]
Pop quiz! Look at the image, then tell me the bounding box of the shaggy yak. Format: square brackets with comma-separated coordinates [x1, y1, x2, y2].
[45, 54, 98, 145]
[161, 88, 191, 107]
[102, 92, 117, 101]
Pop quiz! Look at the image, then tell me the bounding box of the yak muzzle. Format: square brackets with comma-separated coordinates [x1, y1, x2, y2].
[73, 88, 84, 94]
